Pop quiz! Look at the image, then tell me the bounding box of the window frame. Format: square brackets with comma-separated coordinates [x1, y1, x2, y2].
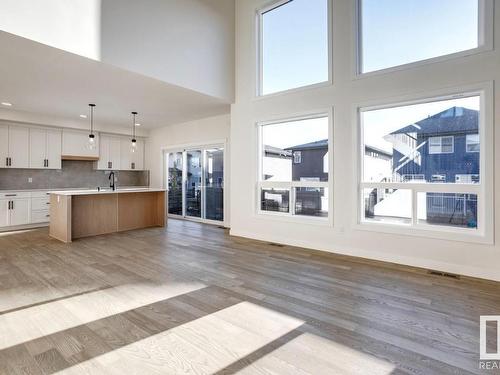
[354, 84, 493, 244]
[466, 133, 480, 153]
[355, 0, 494, 78]
[256, 111, 333, 225]
[428, 136, 455, 155]
[256, 0, 333, 98]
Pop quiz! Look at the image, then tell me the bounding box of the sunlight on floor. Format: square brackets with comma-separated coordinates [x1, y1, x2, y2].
[239, 332, 396, 374]
[0, 229, 39, 237]
[0, 281, 205, 351]
[55, 301, 305, 374]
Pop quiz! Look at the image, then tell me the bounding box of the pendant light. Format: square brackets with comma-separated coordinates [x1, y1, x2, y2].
[131, 111, 138, 153]
[86, 104, 96, 150]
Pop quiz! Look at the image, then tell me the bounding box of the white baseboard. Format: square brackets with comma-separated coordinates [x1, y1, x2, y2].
[230, 229, 500, 282]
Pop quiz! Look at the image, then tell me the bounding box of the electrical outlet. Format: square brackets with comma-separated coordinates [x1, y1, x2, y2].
[28, 177, 33, 183]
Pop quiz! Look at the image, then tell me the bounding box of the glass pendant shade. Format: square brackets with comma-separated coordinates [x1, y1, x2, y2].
[130, 111, 138, 153]
[86, 103, 96, 151]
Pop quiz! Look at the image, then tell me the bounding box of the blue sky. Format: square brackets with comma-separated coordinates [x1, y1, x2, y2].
[262, 0, 479, 92]
[261, 0, 480, 147]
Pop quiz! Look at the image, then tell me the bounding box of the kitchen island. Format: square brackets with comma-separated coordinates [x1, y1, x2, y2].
[49, 188, 166, 242]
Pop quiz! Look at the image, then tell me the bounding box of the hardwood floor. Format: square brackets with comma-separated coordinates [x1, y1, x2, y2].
[0, 219, 498, 374]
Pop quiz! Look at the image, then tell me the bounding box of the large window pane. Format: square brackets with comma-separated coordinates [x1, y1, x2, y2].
[167, 152, 183, 215]
[295, 187, 328, 217]
[360, 0, 479, 73]
[185, 150, 202, 218]
[362, 96, 480, 184]
[417, 193, 478, 229]
[363, 188, 411, 225]
[261, 0, 328, 95]
[262, 117, 329, 182]
[204, 148, 224, 221]
[261, 189, 290, 213]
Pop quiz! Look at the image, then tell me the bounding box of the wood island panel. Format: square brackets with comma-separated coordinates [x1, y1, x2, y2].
[117, 191, 165, 232]
[49, 194, 72, 243]
[72, 194, 118, 239]
[49, 190, 166, 242]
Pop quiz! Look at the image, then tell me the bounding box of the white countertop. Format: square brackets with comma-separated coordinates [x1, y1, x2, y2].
[0, 186, 150, 194]
[49, 188, 165, 196]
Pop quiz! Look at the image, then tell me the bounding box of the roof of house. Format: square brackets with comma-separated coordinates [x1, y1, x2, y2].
[390, 107, 478, 136]
[264, 145, 292, 157]
[285, 139, 328, 151]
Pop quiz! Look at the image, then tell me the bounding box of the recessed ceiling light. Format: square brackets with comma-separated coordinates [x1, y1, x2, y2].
[79, 114, 87, 119]
[135, 123, 141, 126]
[1, 102, 12, 106]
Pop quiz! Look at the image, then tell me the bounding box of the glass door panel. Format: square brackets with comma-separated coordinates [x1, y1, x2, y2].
[185, 150, 202, 218]
[204, 148, 224, 221]
[167, 152, 183, 215]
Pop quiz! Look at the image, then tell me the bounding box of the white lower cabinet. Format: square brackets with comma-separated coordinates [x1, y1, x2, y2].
[10, 198, 30, 226]
[0, 193, 31, 227]
[0, 191, 51, 229]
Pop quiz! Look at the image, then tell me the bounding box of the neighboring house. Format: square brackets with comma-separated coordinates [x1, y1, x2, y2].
[368, 106, 479, 228]
[285, 140, 329, 182]
[384, 106, 479, 183]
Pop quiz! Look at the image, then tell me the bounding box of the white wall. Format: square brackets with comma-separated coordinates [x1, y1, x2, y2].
[101, 0, 235, 101]
[0, 0, 234, 101]
[0, 0, 101, 59]
[146, 114, 231, 188]
[230, 0, 500, 281]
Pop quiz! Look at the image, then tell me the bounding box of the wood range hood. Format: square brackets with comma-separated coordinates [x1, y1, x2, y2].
[61, 155, 99, 161]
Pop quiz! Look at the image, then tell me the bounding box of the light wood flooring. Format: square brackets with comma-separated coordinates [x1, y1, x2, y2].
[0, 219, 499, 374]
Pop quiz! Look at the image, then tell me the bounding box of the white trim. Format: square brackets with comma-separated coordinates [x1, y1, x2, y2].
[355, 0, 494, 77]
[255, 109, 333, 226]
[163, 140, 228, 227]
[229, 228, 500, 282]
[354, 82, 493, 244]
[255, 0, 333, 98]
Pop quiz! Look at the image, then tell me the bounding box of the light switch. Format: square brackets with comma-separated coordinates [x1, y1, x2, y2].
[28, 177, 33, 183]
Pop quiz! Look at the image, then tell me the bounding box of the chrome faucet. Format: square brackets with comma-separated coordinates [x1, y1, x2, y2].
[109, 171, 116, 191]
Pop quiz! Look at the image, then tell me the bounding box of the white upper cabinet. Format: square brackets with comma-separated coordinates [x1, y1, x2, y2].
[120, 138, 145, 171]
[30, 128, 62, 169]
[0, 125, 9, 168]
[98, 135, 121, 170]
[62, 129, 99, 159]
[0, 124, 30, 169]
[46, 129, 62, 169]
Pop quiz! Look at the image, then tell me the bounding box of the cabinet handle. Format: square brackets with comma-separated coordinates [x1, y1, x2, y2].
[9, 157, 11, 166]
[46, 159, 49, 168]
[5, 157, 8, 166]
[108, 161, 112, 169]
[5, 194, 16, 197]
[131, 162, 135, 170]
[46, 202, 50, 205]
[45, 214, 50, 218]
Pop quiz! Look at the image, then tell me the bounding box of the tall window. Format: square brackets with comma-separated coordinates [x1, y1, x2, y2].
[259, 115, 329, 218]
[360, 94, 482, 231]
[359, 0, 481, 73]
[258, 0, 329, 95]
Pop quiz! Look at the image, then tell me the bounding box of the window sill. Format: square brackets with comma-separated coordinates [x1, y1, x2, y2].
[354, 44, 493, 80]
[254, 80, 332, 101]
[354, 221, 493, 245]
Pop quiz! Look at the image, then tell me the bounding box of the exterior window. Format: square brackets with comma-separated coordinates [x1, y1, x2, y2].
[429, 136, 454, 154]
[259, 115, 329, 218]
[466, 134, 480, 152]
[360, 94, 483, 232]
[258, 0, 329, 95]
[359, 0, 481, 73]
[293, 151, 302, 164]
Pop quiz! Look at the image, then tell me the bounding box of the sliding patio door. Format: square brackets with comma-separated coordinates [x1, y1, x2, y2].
[166, 145, 224, 223]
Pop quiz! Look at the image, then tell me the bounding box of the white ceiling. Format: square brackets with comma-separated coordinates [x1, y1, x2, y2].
[0, 31, 231, 133]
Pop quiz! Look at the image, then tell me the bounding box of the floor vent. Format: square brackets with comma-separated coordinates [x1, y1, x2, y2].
[268, 242, 285, 247]
[428, 270, 461, 279]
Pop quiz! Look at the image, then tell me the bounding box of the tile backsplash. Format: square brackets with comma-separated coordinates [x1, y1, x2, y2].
[0, 160, 149, 190]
